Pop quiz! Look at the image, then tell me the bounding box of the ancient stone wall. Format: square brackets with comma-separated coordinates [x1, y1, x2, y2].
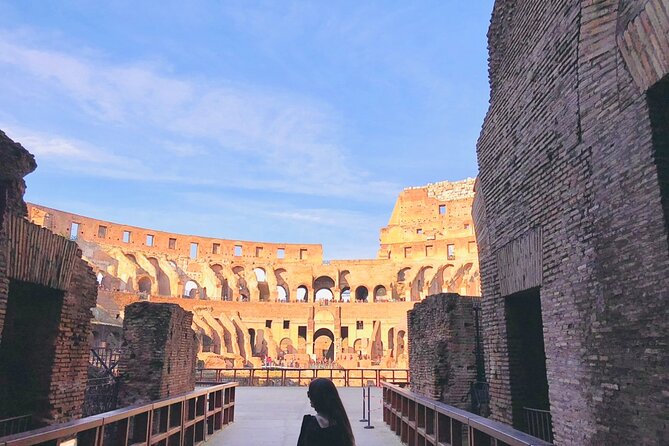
[118, 302, 197, 405]
[0, 131, 98, 425]
[28, 202, 480, 302]
[107, 291, 410, 368]
[475, 1, 668, 444]
[408, 294, 478, 410]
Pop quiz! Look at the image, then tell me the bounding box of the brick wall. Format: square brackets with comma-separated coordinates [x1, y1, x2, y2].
[408, 293, 479, 410]
[475, 1, 669, 444]
[0, 130, 98, 425]
[118, 302, 197, 405]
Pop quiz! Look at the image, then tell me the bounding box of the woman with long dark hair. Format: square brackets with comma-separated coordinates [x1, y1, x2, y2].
[297, 378, 356, 446]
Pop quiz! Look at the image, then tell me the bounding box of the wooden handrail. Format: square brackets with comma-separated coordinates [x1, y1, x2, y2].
[381, 381, 553, 446]
[0, 383, 238, 446]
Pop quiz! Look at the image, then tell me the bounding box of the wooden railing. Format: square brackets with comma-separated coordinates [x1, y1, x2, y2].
[196, 368, 409, 387]
[0, 383, 237, 446]
[382, 382, 553, 446]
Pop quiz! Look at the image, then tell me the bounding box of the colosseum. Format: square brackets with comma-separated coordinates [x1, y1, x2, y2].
[27, 178, 480, 368]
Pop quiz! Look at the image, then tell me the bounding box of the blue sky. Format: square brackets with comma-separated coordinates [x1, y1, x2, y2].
[0, 1, 493, 259]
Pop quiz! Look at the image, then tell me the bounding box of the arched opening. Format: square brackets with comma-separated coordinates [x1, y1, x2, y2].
[125, 253, 138, 264]
[340, 287, 351, 302]
[297, 285, 308, 302]
[397, 267, 411, 282]
[100, 274, 115, 290]
[274, 268, 289, 301]
[339, 270, 350, 289]
[279, 337, 296, 355]
[397, 330, 406, 357]
[314, 276, 335, 303]
[353, 338, 363, 356]
[313, 328, 335, 361]
[184, 280, 199, 298]
[96, 272, 103, 284]
[254, 267, 267, 282]
[201, 334, 214, 353]
[374, 285, 387, 302]
[149, 257, 172, 296]
[277, 285, 288, 302]
[355, 286, 369, 302]
[138, 277, 152, 294]
[315, 288, 333, 302]
[210, 264, 229, 300]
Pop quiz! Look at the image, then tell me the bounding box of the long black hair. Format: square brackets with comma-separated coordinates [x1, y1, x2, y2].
[308, 378, 355, 446]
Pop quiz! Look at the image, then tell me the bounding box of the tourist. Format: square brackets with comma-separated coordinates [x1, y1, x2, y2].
[297, 378, 355, 446]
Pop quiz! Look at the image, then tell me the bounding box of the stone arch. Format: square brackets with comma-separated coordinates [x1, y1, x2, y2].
[314, 276, 335, 302]
[254, 267, 267, 282]
[138, 276, 152, 293]
[100, 274, 115, 290]
[296, 285, 308, 302]
[313, 327, 335, 361]
[396, 330, 406, 357]
[355, 286, 369, 302]
[339, 270, 351, 289]
[397, 267, 411, 282]
[340, 287, 351, 302]
[274, 268, 289, 301]
[373, 285, 387, 302]
[353, 338, 363, 355]
[412, 266, 434, 300]
[277, 285, 288, 302]
[210, 264, 229, 300]
[184, 280, 199, 298]
[315, 288, 334, 302]
[148, 257, 172, 296]
[279, 337, 296, 354]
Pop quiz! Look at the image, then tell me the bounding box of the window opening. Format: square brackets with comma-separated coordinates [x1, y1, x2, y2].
[69, 222, 80, 240]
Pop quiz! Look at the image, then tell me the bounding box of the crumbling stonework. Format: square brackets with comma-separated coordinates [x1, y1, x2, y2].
[474, 1, 668, 444]
[25, 178, 480, 368]
[408, 294, 478, 410]
[118, 302, 197, 405]
[0, 131, 98, 425]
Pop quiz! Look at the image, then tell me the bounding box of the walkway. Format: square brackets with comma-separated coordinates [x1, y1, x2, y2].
[207, 387, 403, 446]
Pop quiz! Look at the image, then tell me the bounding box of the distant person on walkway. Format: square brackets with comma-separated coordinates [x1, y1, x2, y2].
[297, 378, 355, 446]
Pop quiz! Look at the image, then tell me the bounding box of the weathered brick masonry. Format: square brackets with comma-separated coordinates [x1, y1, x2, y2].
[408, 294, 478, 410]
[118, 302, 197, 406]
[474, 1, 668, 445]
[0, 131, 98, 425]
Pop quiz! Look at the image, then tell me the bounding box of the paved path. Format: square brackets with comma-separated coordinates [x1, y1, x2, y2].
[207, 387, 403, 446]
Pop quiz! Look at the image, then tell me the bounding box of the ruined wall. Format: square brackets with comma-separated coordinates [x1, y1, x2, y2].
[475, 1, 669, 444]
[408, 294, 478, 410]
[27, 202, 480, 303]
[118, 302, 197, 405]
[0, 131, 98, 425]
[107, 291, 410, 368]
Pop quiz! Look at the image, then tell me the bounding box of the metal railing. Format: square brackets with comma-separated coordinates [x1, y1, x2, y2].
[523, 407, 553, 443]
[382, 382, 554, 446]
[0, 383, 237, 446]
[196, 367, 409, 387]
[0, 415, 31, 438]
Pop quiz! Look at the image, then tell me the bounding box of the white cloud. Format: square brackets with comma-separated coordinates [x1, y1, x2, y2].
[0, 34, 400, 200]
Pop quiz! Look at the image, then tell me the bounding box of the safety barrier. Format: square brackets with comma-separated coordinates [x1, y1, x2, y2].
[0, 383, 237, 446]
[196, 367, 409, 387]
[382, 382, 553, 446]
